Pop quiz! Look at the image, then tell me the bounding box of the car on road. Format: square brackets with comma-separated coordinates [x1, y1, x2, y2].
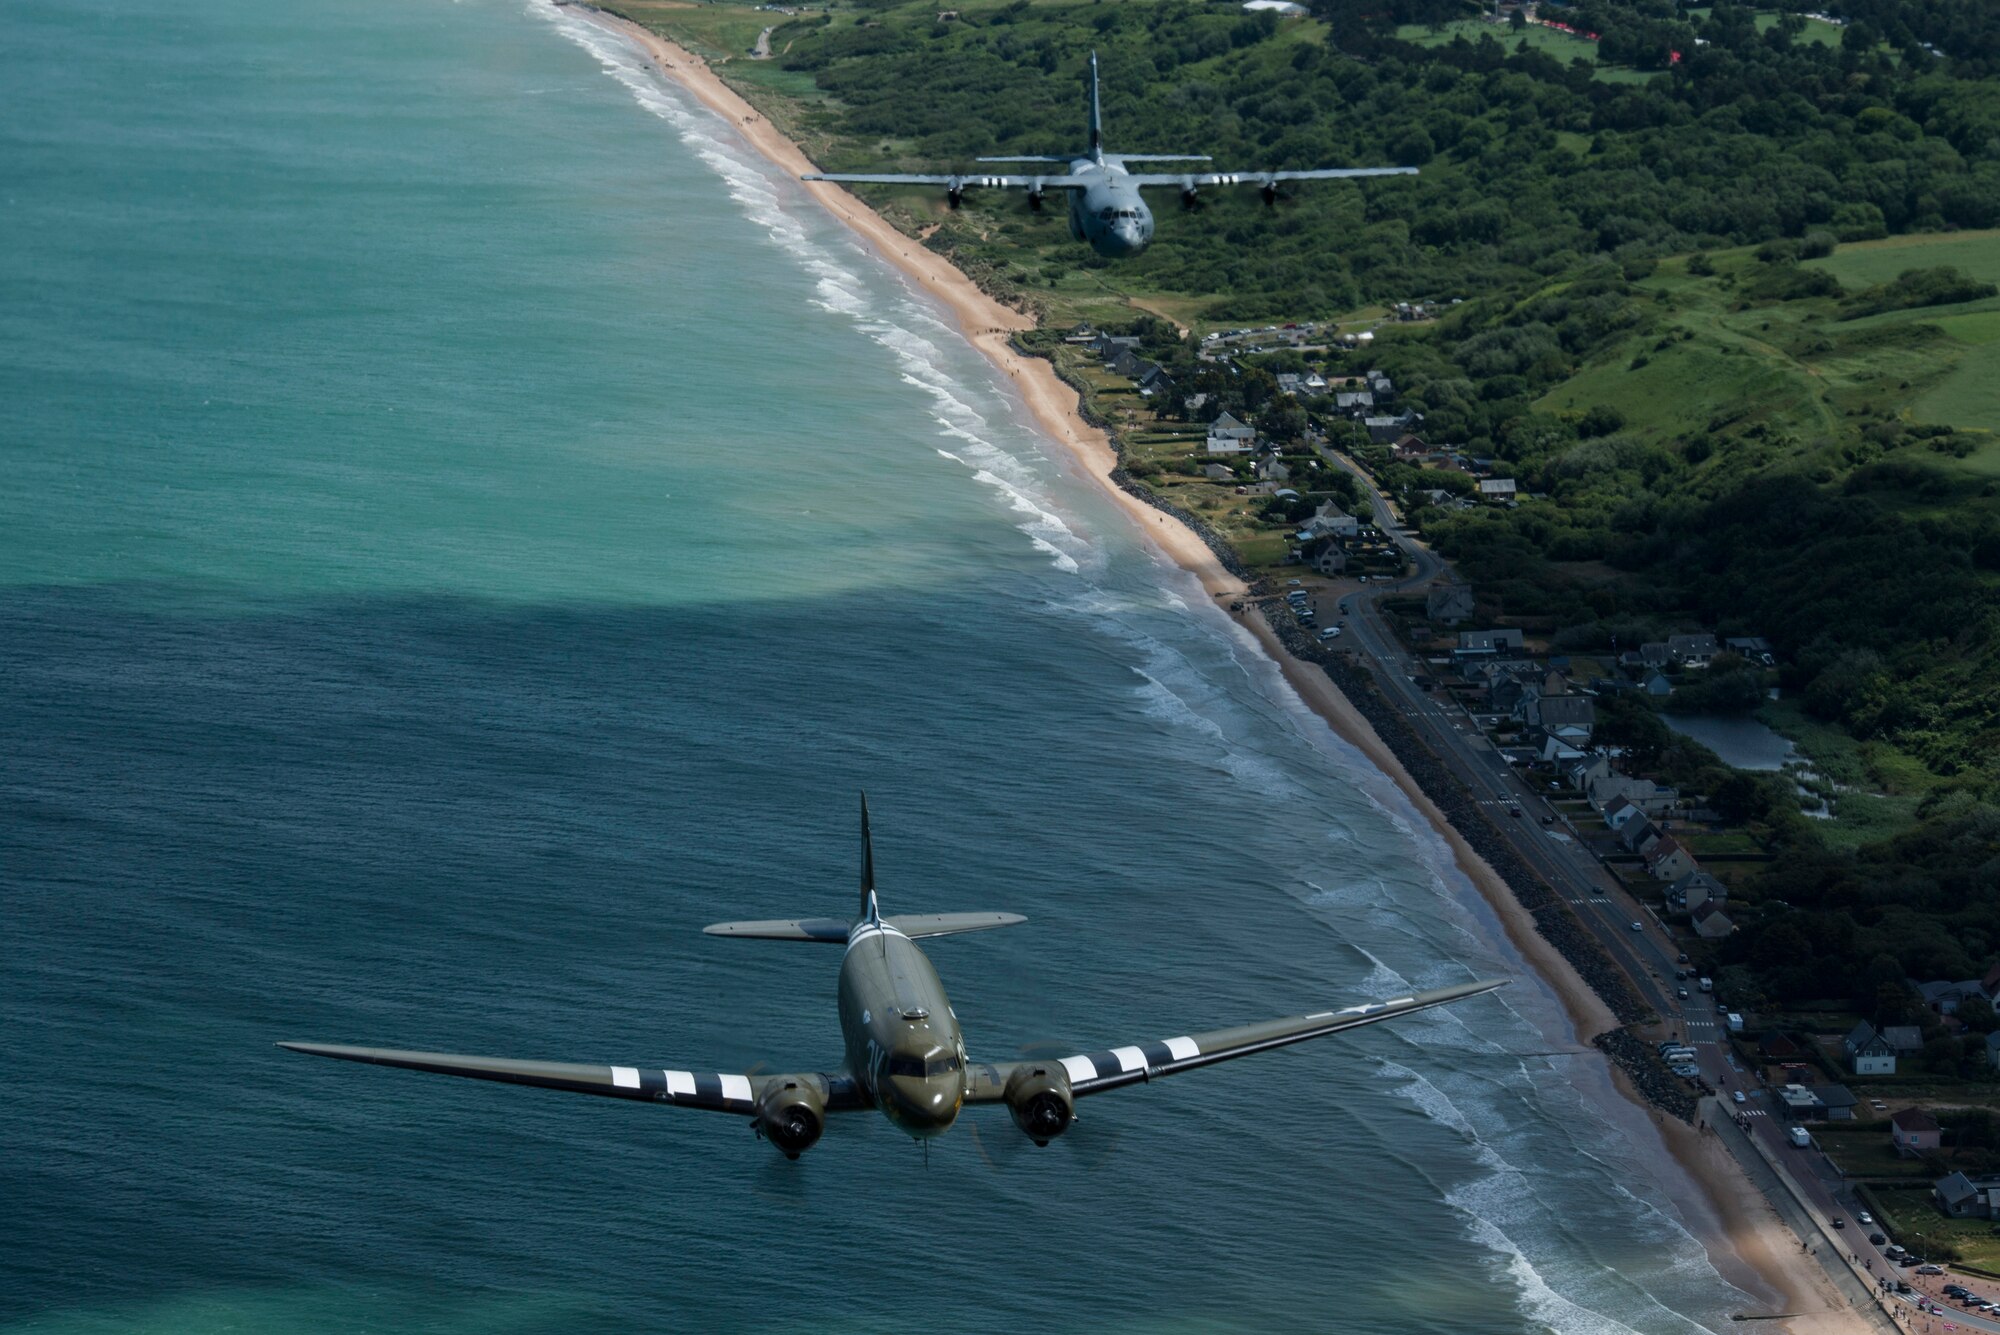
[1832, 1218, 1845, 1229]
[1870, 1232, 1887, 1245]
[1540, 814, 1554, 825]
[1319, 627, 1341, 640]
[1732, 1090, 1747, 1105]
[1858, 1211, 1873, 1225]
[1285, 579, 1302, 587]
[1629, 921, 1643, 931]
[1508, 806, 1522, 817]
[1677, 988, 1689, 999]
[1677, 952, 1689, 964]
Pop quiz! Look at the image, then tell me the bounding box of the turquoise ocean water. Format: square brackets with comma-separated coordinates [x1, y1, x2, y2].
[4, 2, 1752, 1330]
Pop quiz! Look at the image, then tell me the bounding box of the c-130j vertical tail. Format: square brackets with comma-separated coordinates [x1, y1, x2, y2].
[701, 796, 1026, 943]
[1087, 50, 1103, 160]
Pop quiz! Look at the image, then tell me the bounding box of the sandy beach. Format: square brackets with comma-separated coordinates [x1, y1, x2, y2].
[580, 10, 1872, 1327]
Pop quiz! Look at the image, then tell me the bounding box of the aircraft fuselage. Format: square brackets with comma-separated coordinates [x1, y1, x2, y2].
[836, 917, 965, 1137]
[1065, 159, 1154, 258]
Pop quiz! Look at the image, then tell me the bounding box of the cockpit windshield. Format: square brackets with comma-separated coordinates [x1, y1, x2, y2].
[886, 1051, 960, 1078]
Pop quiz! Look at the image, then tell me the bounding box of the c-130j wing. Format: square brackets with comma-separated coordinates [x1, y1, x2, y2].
[281, 800, 1503, 1158]
[800, 52, 1415, 259]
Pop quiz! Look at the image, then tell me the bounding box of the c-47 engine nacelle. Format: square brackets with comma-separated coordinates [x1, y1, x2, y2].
[754, 1079, 826, 1159]
[1003, 1064, 1074, 1146]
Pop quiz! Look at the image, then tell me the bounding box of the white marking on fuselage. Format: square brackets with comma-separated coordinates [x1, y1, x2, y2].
[665, 1069, 696, 1097]
[719, 1073, 753, 1104]
[611, 1066, 641, 1089]
[1385, 997, 1414, 1008]
[1059, 1054, 1098, 1084]
[1305, 1012, 1336, 1020]
[1111, 1045, 1147, 1074]
[1164, 1036, 1199, 1061]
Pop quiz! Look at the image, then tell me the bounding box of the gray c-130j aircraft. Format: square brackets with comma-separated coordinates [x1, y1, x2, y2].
[802, 52, 1415, 259]
[282, 800, 1503, 1159]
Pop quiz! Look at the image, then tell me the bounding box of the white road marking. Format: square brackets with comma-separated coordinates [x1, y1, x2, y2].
[1060, 1054, 1098, 1084]
[719, 1073, 753, 1103]
[611, 1066, 640, 1089]
[665, 1069, 696, 1097]
[1111, 1045, 1147, 1073]
[1164, 1036, 1199, 1061]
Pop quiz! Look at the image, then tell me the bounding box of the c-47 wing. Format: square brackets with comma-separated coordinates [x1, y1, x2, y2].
[967, 978, 1503, 1102]
[1125, 166, 1417, 188]
[276, 1042, 867, 1114]
[803, 172, 1091, 190]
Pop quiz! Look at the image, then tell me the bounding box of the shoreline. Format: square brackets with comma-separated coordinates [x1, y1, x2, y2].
[576, 10, 1862, 1327]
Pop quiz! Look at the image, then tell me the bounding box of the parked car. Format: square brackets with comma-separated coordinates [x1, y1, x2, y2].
[1916, 1265, 1942, 1276]
[1869, 1232, 1887, 1245]
[1671, 1064, 1700, 1078]
[1677, 952, 1689, 963]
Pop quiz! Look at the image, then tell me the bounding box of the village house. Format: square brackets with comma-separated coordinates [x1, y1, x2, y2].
[1478, 478, 1518, 501]
[1137, 364, 1175, 397]
[1304, 541, 1347, 576]
[1667, 633, 1720, 668]
[1890, 1106, 1941, 1154]
[1988, 1030, 2000, 1069]
[1203, 463, 1235, 482]
[1936, 1172, 2000, 1220]
[1846, 1023, 1900, 1076]
[1643, 836, 1696, 882]
[1526, 693, 1595, 739]
[1666, 870, 1726, 914]
[1915, 978, 1990, 1015]
[1725, 635, 1776, 665]
[1364, 411, 1420, 444]
[1255, 456, 1290, 484]
[1062, 323, 1098, 344]
[1692, 904, 1736, 938]
[1641, 670, 1674, 698]
[1391, 433, 1430, 462]
[1296, 500, 1359, 543]
[1456, 627, 1525, 657]
[1091, 333, 1141, 360]
[1426, 584, 1476, 625]
[1335, 390, 1375, 414]
[1618, 816, 1663, 857]
[1587, 771, 1678, 817]
[1205, 411, 1256, 455]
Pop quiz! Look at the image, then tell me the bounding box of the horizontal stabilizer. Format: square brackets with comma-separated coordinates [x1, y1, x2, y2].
[885, 912, 1025, 939]
[703, 917, 850, 943]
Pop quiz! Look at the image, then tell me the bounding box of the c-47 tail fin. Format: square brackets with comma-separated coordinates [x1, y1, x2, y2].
[859, 792, 878, 924]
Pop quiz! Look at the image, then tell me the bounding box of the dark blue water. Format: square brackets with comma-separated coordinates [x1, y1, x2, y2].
[1, 1, 1749, 1329]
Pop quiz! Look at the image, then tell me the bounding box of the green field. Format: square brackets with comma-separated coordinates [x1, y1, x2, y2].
[1392, 19, 1660, 80]
[1805, 230, 2000, 289]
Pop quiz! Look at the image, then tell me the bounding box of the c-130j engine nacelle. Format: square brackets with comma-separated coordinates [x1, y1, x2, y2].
[754, 1079, 827, 1159]
[1004, 1063, 1074, 1146]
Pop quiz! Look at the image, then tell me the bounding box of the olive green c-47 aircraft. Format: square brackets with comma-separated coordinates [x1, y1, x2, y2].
[281, 801, 1505, 1158]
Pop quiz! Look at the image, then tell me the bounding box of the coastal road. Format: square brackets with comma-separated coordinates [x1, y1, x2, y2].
[1735, 1109, 2000, 1333]
[1309, 449, 1693, 1026]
